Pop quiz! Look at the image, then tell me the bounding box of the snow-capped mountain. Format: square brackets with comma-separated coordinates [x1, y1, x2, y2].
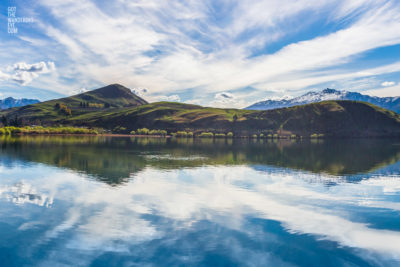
[0, 97, 40, 110]
[245, 88, 400, 113]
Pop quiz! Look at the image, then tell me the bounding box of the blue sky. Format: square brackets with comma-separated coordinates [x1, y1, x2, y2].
[1, 0, 400, 107]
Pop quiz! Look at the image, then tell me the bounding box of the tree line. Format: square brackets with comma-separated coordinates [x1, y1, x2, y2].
[79, 102, 110, 108]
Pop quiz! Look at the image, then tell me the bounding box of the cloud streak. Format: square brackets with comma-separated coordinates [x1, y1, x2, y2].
[1, 0, 400, 104]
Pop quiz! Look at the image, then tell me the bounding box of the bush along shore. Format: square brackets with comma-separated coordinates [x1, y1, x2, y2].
[0, 126, 99, 135]
[128, 128, 325, 139]
[0, 126, 326, 139]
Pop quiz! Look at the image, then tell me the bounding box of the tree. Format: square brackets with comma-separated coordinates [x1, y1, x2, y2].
[1, 115, 7, 126]
[9, 115, 22, 127]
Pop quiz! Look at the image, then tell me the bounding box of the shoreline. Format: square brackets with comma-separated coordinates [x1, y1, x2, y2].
[2, 133, 399, 139]
[7, 133, 171, 138]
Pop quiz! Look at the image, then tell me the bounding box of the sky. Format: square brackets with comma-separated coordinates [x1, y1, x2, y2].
[0, 0, 400, 108]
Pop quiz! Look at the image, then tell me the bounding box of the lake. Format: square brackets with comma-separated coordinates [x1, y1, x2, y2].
[0, 136, 400, 266]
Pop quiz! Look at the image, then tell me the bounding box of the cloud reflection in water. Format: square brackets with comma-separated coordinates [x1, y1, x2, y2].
[0, 163, 399, 265]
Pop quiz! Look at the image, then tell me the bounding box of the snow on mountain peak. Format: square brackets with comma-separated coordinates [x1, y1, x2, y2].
[245, 88, 400, 113]
[293, 88, 348, 103]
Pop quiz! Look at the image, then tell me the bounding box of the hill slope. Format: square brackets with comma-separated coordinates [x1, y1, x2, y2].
[71, 100, 400, 138]
[246, 88, 400, 113]
[0, 84, 147, 123]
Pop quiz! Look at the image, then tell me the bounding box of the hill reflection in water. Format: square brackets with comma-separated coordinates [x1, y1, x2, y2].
[0, 136, 399, 185]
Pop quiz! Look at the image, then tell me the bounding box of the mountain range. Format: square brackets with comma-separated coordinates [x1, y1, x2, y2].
[1, 84, 399, 138]
[0, 97, 40, 110]
[245, 88, 400, 113]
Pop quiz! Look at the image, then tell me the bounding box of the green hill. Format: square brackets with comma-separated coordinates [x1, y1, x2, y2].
[1, 84, 400, 137]
[0, 84, 147, 124]
[80, 100, 400, 137]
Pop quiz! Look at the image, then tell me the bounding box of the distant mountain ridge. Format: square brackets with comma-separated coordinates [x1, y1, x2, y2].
[0, 97, 40, 110]
[245, 88, 400, 113]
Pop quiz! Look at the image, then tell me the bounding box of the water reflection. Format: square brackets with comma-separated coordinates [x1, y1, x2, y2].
[0, 136, 399, 266]
[0, 182, 53, 207]
[0, 136, 399, 185]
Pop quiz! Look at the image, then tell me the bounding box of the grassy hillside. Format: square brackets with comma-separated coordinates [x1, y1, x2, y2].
[0, 84, 147, 124]
[1, 84, 399, 137]
[79, 100, 400, 137]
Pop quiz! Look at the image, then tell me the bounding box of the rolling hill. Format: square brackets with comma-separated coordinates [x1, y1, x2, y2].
[246, 88, 400, 113]
[0, 84, 147, 124]
[1, 84, 400, 137]
[79, 100, 400, 137]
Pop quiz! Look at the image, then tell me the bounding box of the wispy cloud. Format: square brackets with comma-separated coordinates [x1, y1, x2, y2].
[0, 0, 399, 104]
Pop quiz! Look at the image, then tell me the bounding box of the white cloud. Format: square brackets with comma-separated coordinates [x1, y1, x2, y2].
[212, 92, 237, 107]
[381, 81, 396, 87]
[158, 94, 181, 102]
[132, 87, 148, 97]
[1, 61, 56, 86]
[210, 91, 251, 108]
[364, 84, 400, 97]
[12, 61, 55, 73]
[215, 92, 234, 100]
[12, 71, 40, 85]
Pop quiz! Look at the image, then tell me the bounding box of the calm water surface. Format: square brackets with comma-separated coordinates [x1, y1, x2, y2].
[0, 136, 399, 266]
